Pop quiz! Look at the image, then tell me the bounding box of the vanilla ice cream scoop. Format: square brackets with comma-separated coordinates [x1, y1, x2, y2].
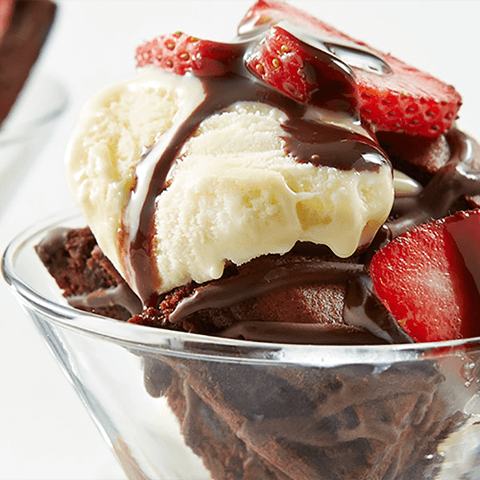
[66, 67, 393, 301]
[66, 69, 206, 285]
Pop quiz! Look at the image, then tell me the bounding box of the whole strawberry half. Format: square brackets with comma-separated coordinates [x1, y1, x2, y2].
[240, 0, 462, 137]
[370, 210, 480, 343]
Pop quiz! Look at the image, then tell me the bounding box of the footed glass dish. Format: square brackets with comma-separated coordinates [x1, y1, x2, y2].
[3, 211, 480, 480]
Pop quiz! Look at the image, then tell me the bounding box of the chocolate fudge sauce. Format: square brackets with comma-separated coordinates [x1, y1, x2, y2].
[121, 27, 391, 308]
[167, 258, 412, 344]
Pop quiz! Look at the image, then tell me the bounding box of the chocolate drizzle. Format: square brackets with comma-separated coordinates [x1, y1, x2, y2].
[384, 129, 480, 242]
[166, 258, 412, 344]
[68, 283, 142, 317]
[122, 28, 390, 307]
[168, 260, 364, 324]
[282, 117, 386, 171]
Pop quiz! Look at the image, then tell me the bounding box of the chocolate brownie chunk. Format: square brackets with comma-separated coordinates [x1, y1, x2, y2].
[0, 0, 57, 125]
[143, 353, 464, 480]
[36, 227, 141, 320]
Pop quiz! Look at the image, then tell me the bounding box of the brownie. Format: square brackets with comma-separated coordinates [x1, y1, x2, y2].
[0, 0, 57, 125]
[35, 226, 141, 320]
[142, 352, 465, 480]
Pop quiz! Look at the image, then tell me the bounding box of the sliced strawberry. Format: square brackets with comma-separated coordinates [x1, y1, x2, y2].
[370, 209, 480, 343]
[245, 25, 356, 112]
[245, 26, 309, 104]
[135, 31, 239, 77]
[238, 0, 355, 42]
[239, 0, 462, 137]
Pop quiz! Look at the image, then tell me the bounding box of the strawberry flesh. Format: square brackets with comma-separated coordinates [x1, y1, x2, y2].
[370, 210, 480, 342]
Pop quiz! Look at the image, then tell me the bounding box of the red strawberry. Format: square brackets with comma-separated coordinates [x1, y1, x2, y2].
[239, 0, 462, 137]
[238, 0, 355, 42]
[245, 25, 356, 112]
[370, 209, 480, 343]
[136, 31, 239, 77]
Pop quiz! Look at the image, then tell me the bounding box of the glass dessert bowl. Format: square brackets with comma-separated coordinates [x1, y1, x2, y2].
[3, 210, 480, 480]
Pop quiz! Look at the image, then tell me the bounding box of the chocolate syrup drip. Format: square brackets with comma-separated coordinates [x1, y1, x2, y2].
[123, 31, 390, 307]
[384, 129, 480, 242]
[282, 118, 386, 171]
[168, 260, 364, 324]
[165, 256, 411, 344]
[68, 283, 142, 316]
[343, 275, 413, 344]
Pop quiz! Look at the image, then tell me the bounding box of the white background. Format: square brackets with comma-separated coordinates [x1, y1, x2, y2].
[1, 1, 479, 479]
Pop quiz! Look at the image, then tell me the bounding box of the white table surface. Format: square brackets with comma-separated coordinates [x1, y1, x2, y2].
[1, 1, 479, 479]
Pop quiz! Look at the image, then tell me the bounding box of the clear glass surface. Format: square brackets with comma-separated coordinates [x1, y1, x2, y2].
[0, 73, 68, 212]
[3, 211, 480, 480]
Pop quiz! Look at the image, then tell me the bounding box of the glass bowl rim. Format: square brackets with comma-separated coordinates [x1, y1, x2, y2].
[3, 210, 480, 365]
[0, 74, 68, 145]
